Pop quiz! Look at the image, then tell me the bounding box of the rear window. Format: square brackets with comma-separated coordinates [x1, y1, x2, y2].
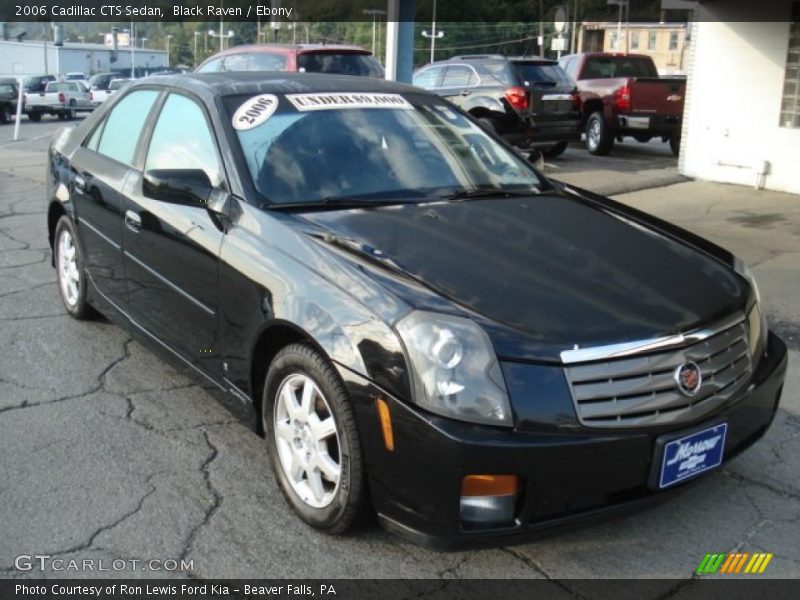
[581, 56, 658, 79]
[0, 83, 16, 95]
[222, 52, 287, 72]
[512, 62, 575, 86]
[297, 52, 384, 78]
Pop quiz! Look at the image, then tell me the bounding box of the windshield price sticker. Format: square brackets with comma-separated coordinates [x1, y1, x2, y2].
[233, 94, 279, 131]
[286, 93, 413, 112]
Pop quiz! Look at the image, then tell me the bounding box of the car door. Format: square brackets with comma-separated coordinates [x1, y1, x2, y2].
[435, 65, 480, 110]
[121, 91, 226, 379]
[69, 89, 160, 314]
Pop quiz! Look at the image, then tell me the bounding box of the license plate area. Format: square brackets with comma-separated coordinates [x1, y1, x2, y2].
[653, 423, 728, 489]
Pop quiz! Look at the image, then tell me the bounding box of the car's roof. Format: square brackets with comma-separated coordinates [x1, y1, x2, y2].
[568, 52, 653, 60]
[205, 43, 371, 59]
[126, 72, 420, 103]
[0, 77, 18, 84]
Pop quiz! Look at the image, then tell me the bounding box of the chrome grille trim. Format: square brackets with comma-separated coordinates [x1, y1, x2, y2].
[559, 312, 745, 364]
[563, 315, 752, 428]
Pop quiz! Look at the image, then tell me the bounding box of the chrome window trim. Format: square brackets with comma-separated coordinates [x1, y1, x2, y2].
[560, 312, 746, 364]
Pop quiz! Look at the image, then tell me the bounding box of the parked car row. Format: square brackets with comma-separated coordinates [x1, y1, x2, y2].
[412, 52, 686, 158]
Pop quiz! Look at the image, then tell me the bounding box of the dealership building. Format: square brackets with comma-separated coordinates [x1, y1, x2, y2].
[670, 0, 800, 195]
[0, 39, 168, 80]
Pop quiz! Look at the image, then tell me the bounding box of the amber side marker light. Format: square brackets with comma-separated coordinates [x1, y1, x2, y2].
[376, 398, 394, 451]
[460, 475, 519, 526]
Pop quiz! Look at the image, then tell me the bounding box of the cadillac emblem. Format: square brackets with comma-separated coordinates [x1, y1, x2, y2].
[675, 361, 702, 397]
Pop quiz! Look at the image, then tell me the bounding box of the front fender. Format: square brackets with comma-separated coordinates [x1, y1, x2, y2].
[219, 203, 413, 404]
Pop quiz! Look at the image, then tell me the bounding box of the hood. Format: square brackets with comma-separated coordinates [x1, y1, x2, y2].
[296, 193, 748, 359]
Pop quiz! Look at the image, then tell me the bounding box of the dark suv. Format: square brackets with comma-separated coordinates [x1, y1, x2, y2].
[0, 77, 19, 124]
[413, 55, 581, 157]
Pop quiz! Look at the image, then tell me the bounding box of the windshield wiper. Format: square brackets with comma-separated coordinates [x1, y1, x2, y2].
[439, 188, 540, 201]
[268, 196, 413, 211]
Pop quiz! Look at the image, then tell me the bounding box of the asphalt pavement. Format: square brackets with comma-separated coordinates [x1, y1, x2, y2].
[1, 117, 798, 587]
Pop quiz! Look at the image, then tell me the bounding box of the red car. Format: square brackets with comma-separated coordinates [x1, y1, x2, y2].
[196, 43, 384, 78]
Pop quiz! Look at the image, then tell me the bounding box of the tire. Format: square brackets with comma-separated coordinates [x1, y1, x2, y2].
[477, 117, 496, 133]
[633, 134, 652, 143]
[67, 101, 77, 121]
[262, 343, 367, 534]
[54, 216, 95, 320]
[585, 111, 614, 155]
[669, 134, 680, 157]
[28, 111, 41, 122]
[542, 141, 568, 158]
[0, 105, 9, 124]
[57, 112, 67, 121]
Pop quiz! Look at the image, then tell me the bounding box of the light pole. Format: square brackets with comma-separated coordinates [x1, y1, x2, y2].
[165, 34, 173, 67]
[204, 30, 209, 55]
[194, 32, 200, 66]
[209, 30, 234, 52]
[130, 20, 135, 78]
[363, 9, 386, 56]
[420, 0, 444, 64]
[140, 37, 148, 49]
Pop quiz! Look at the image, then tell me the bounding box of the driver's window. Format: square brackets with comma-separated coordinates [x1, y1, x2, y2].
[145, 93, 223, 188]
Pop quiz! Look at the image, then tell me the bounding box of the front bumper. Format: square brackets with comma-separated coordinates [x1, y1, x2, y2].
[341, 332, 787, 550]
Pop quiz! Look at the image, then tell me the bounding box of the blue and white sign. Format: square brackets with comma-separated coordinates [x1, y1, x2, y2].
[659, 423, 727, 489]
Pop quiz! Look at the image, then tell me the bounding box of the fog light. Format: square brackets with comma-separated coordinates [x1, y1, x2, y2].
[460, 475, 518, 525]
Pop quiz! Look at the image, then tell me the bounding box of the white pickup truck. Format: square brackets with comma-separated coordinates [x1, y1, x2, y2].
[90, 78, 131, 106]
[25, 81, 93, 121]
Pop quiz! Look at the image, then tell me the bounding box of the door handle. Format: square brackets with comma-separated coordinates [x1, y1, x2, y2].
[124, 210, 142, 233]
[459, 90, 471, 96]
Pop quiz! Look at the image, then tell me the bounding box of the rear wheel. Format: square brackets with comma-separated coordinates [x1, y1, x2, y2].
[262, 343, 367, 534]
[585, 111, 614, 155]
[0, 105, 10, 124]
[543, 141, 569, 158]
[57, 112, 67, 121]
[669, 134, 681, 157]
[67, 100, 77, 120]
[477, 117, 496, 134]
[28, 111, 41, 122]
[54, 216, 94, 320]
[633, 134, 652, 143]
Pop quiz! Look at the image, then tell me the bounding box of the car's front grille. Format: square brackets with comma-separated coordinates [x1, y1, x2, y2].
[564, 318, 752, 428]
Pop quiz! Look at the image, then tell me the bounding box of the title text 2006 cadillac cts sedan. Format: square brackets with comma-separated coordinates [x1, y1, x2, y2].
[46, 73, 787, 549]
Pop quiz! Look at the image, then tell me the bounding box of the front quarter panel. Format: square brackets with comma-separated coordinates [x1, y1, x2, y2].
[219, 202, 412, 402]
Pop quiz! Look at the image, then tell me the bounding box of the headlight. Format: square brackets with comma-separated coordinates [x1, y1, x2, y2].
[395, 311, 512, 427]
[734, 258, 768, 362]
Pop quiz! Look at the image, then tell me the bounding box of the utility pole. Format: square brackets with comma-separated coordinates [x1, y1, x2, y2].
[363, 9, 386, 56]
[130, 20, 135, 78]
[421, 0, 444, 64]
[165, 35, 172, 67]
[219, 0, 225, 51]
[42, 23, 48, 76]
[539, 0, 544, 57]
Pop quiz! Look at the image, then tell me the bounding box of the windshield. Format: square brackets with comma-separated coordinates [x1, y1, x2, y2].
[297, 53, 384, 78]
[512, 62, 575, 86]
[109, 79, 129, 91]
[226, 92, 542, 207]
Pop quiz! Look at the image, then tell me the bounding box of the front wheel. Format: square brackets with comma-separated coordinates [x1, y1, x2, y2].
[263, 343, 368, 534]
[54, 216, 94, 319]
[585, 111, 614, 155]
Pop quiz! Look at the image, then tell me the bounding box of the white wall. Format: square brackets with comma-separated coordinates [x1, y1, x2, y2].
[680, 17, 800, 194]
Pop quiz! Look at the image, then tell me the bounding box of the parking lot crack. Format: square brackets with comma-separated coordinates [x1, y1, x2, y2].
[721, 468, 800, 503]
[501, 548, 587, 598]
[179, 430, 223, 563]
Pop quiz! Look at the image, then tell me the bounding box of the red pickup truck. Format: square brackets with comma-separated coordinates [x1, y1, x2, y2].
[559, 53, 686, 156]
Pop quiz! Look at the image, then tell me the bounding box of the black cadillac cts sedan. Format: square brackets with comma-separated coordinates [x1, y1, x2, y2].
[46, 72, 787, 549]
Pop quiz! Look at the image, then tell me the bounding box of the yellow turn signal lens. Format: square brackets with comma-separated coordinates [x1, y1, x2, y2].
[461, 474, 519, 497]
[376, 398, 395, 451]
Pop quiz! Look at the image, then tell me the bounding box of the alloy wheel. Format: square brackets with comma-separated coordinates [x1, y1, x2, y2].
[273, 373, 341, 509]
[57, 228, 80, 307]
[587, 120, 601, 150]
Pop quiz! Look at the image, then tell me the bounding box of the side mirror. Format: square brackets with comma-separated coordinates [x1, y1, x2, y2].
[143, 169, 212, 206]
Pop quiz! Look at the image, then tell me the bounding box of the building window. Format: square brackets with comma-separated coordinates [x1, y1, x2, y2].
[609, 31, 619, 51]
[780, 3, 800, 128]
[630, 31, 639, 50]
[648, 31, 657, 51]
[669, 32, 679, 51]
